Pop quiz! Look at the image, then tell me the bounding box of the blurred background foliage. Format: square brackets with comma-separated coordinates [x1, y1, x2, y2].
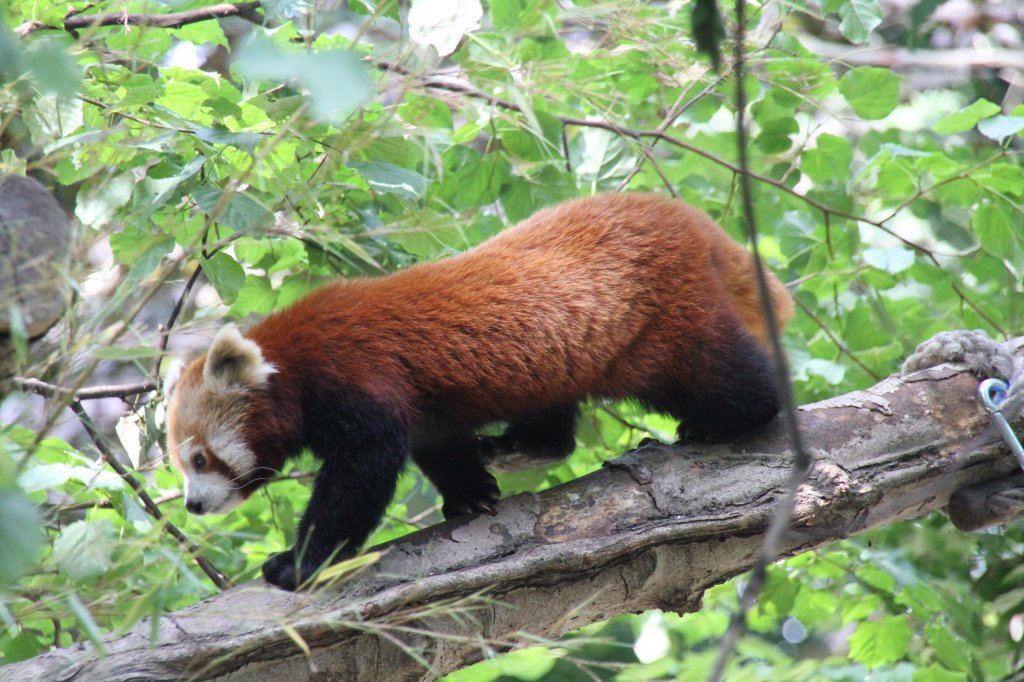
[1, 0, 1023, 678]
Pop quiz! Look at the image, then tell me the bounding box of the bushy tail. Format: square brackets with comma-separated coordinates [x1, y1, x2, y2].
[712, 237, 794, 351]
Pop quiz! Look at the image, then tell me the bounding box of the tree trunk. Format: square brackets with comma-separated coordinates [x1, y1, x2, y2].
[3, 351, 1022, 681]
[0, 174, 71, 393]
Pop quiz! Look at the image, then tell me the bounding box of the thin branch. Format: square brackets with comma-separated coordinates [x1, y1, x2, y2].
[616, 68, 733, 193]
[13, 377, 157, 401]
[16, 2, 263, 36]
[792, 298, 882, 381]
[152, 263, 205, 381]
[68, 401, 232, 591]
[79, 96, 196, 135]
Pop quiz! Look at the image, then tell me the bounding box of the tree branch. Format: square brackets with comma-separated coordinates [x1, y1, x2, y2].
[15, 2, 264, 36]
[5, 345, 1023, 681]
[13, 377, 157, 400]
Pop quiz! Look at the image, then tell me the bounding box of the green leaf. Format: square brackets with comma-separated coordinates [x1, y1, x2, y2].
[23, 36, 81, 97]
[202, 252, 247, 305]
[0, 490, 42, 586]
[839, 67, 901, 120]
[924, 622, 969, 671]
[571, 127, 634, 184]
[193, 186, 272, 232]
[75, 175, 134, 228]
[234, 34, 371, 121]
[18, 463, 74, 492]
[801, 133, 853, 184]
[977, 115, 1024, 142]
[491, 0, 542, 31]
[972, 163, 1024, 196]
[973, 202, 1020, 259]
[155, 78, 210, 122]
[848, 616, 912, 668]
[933, 99, 1001, 134]
[230, 275, 276, 317]
[194, 126, 266, 153]
[349, 161, 429, 200]
[53, 519, 117, 582]
[2, 632, 41, 663]
[912, 664, 968, 682]
[836, 0, 883, 44]
[756, 116, 798, 153]
[24, 94, 83, 146]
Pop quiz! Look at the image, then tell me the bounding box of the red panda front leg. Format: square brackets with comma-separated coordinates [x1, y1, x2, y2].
[262, 396, 409, 591]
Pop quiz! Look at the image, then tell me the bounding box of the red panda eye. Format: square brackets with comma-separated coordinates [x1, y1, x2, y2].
[192, 452, 207, 471]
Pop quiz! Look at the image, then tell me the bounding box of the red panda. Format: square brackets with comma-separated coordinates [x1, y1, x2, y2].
[165, 193, 794, 590]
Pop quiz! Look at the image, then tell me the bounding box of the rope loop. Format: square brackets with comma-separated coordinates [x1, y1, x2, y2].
[902, 329, 1024, 421]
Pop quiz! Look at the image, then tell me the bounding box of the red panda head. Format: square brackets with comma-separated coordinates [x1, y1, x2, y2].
[165, 326, 277, 516]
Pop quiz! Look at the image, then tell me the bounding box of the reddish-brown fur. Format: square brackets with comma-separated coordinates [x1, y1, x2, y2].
[245, 194, 791, 433]
[169, 192, 793, 589]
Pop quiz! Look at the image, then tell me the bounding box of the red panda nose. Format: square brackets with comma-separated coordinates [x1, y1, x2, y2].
[186, 499, 204, 514]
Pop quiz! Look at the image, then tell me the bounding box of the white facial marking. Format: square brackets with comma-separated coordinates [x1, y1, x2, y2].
[183, 470, 245, 515]
[206, 425, 256, 474]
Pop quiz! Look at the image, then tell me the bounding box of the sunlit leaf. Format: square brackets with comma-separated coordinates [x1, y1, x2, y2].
[53, 520, 117, 582]
[934, 99, 1001, 134]
[839, 67, 902, 120]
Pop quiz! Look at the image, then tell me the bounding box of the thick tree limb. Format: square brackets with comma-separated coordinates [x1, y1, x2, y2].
[4, 352, 1024, 681]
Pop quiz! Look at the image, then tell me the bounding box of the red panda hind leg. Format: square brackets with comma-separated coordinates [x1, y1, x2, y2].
[413, 434, 501, 518]
[638, 328, 780, 441]
[475, 404, 579, 463]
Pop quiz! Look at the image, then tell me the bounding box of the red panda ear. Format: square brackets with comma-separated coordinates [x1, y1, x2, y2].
[203, 326, 275, 392]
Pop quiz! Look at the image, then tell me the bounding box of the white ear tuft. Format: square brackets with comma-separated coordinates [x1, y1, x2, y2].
[163, 358, 186, 396]
[203, 326, 275, 392]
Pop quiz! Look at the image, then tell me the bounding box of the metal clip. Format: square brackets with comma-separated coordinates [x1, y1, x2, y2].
[978, 378, 1024, 472]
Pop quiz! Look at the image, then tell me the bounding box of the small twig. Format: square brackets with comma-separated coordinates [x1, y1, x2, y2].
[152, 264, 205, 380]
[616, 68, 732, 192]
[68, 401, 232, 591]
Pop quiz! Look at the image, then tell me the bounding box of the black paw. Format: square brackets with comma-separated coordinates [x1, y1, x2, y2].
[677, 423, 718, 443]
[441, 473, 501, 519]
[263, 550, 302, 591]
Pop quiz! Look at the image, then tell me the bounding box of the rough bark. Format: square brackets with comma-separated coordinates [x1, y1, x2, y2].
[0, 174, 71, 393]
[3, 355, 1023, 682]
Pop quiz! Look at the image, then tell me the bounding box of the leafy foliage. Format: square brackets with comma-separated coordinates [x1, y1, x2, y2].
[1, 0, 1023, 677]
